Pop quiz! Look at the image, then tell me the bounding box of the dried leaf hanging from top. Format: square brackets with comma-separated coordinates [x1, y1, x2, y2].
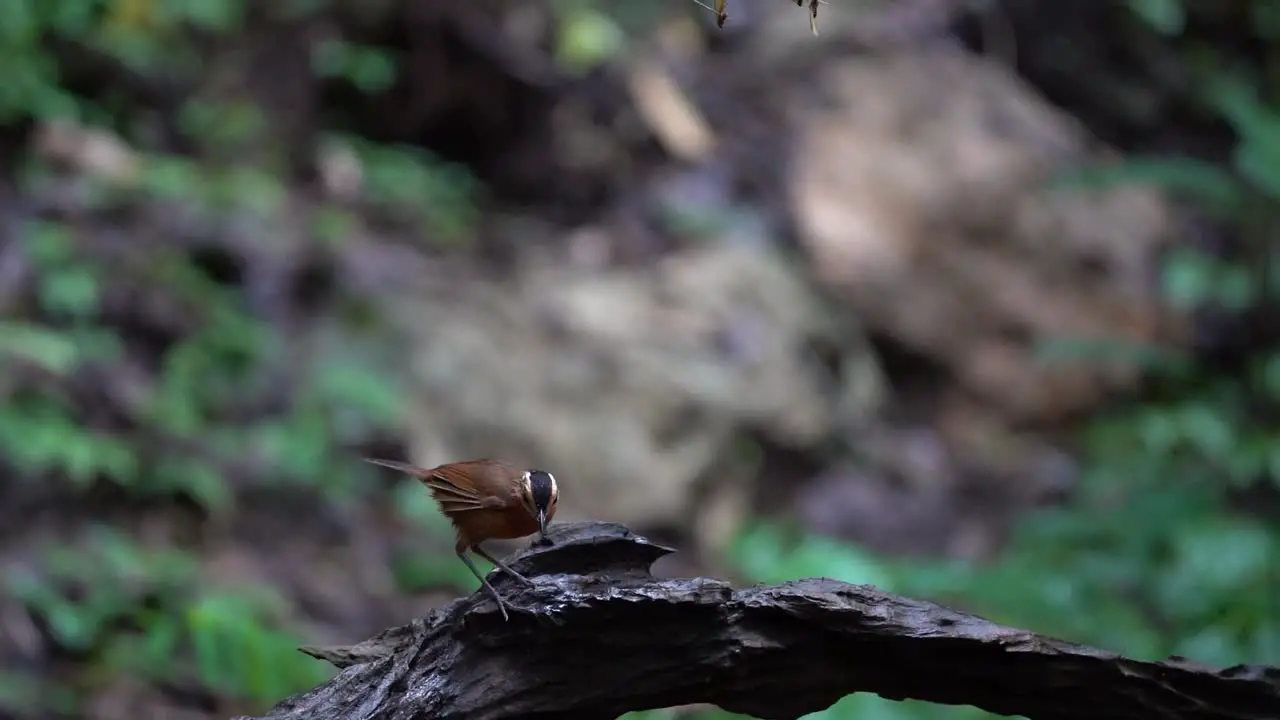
[688, 0, 825, 34]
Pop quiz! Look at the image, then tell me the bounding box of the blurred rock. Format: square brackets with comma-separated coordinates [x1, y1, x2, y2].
[32, 119, 140, 185]
[796, 415, 1078, 561]
[394, 243, 887, 530]
[796, 462, 950, 558]
[788, 48, 1187, 425]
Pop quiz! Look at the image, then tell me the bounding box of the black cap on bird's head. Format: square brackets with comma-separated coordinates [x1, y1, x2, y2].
[521, 469, 557, 538]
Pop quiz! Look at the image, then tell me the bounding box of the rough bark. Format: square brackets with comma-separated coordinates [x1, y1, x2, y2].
[239, 521, 1280, 720]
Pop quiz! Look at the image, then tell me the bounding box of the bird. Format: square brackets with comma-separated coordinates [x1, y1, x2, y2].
[365, 457, 558, 620]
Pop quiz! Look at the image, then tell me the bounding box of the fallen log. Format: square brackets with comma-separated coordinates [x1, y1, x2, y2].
[240, 521, 1280, 720]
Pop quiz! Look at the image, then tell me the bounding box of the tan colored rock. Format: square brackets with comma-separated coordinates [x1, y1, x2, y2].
[394, 243, 886, 530]
[789, 48, 1186, 423]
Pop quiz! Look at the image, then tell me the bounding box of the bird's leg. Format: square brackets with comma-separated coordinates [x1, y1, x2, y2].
[472, 543, 534, 586]
[457, 549, 513, 621]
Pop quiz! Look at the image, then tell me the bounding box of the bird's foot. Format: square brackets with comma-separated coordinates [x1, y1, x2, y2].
[505, 568, 536, 586]
[475, 583, 521, 621]
[481, 589, 543, 622]
[492, 595, 512, 622]
[484, 566, 535, 588]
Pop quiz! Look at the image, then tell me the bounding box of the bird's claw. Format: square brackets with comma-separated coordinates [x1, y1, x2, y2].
[486, 568, 534, 586]
[489, 593, 538, 622]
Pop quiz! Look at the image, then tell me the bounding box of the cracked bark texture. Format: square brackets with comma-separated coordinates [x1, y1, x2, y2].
[239, 521, 1280, 720]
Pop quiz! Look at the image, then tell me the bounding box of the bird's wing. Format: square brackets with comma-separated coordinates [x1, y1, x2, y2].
[427, 462, 509, 512]
[365, 457, 508, 512]
[364, 458, 428, 477]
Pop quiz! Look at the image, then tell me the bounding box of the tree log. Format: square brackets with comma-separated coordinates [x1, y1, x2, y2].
[240, 521, 1280, 720]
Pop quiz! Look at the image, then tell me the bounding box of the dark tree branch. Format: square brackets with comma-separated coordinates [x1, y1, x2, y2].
[240, 521, 1280, 720]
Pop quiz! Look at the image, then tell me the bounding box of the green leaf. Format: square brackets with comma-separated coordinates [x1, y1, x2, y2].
[391, 550, 479, 592]
[153, 456, 234, 512]
[141, 615, 181, 672]
[40, 265, 100, 316]
[345, 46, 397, 94]
[1047, 156, 1239, 213]
[1135, 409, 1180, 455]
[242, 626, 271, 700]
[187, 613, 223, 689]
[729, 522, 895, 589]
[0, 321, 79, 374]
[1224, 434, 1269, 487]
[314, 358, 404, 430]
[46, 1, 98, 34]
[1248, 622, 1280, 665]
[1205, 77, 1280, 198]
[1263, 354, 1280, 398]
[312, 205, 357, 247]
[22, 219, 74, 265]
[311, 41, 396, 93]
[94, 527, 149, 578]
[1160, 520, 1273, 623]
[139, 155, 206, 202]
[1173, 626, 1241, 667]
[1160, 249, 1220, 309]
[556, 8, 626, 74]
[170, 0, 245, 31]
[63, 441, 101, 488]
[45, 596, 99, 650]
[0, 0, 37, 41]
[215, 167, 285, 216]
[1234, 137, 1280, 199]
[93, 434, 139, 484]
[1126, 0, 1185, 35]
[1176, 403, 1235, 459]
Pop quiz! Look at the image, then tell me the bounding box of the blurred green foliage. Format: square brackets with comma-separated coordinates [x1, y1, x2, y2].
[0, 186, 385, 712]
[8, 527, 331, 711]
[0, 0, 483, 717]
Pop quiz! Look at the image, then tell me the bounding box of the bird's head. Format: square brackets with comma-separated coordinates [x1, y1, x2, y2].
[520, 469, 558, 538]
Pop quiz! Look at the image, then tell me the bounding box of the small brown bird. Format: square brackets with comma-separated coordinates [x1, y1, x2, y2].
[365, 457, 559, 620]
